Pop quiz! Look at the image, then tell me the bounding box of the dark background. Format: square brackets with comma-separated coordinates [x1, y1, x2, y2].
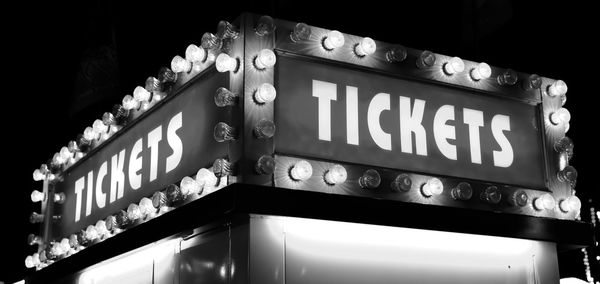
[3, 0, 597, 282]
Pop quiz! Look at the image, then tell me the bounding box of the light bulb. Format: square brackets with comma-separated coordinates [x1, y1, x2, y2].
[557, 165, 577, 188]
[391, 173, 412, 192]
[25, 256, 35, 268]
[470, 62, 491, 81]
[359, 169, 381, 189]
[497, 69, 518, 86]
[165, 184, 184, 205]
[28, 234, 42, 246]
[122, 95, 139, 110]
[139, 197, 155, 217]
[216, 20, 239, 39]
[324, 164, 347, 185]
[33, 169, 45, 181]
[214, 122, 237, 142]
[85, 225, 99, 241]
[158, 67, 177, 85]
[127, 203, 142, 221]
[31, 190, 44, 202]
[111, 105, 128, 125]
[550, 108, 571, 125]
[254, 119, 276, 139]
[32, 253, 40, 266]
[451, 182, 473, 200]
[115, 209, 130, 229]
[180, 176, 201, 195]
[185, 44, 206, 63]
[69, 234, 80, 248]
[289, 160, 313, 181]
[255, 155, 275, 175]
[322, 30, 345, 50]
[480, 186, 502, 204]
[254, 49, 276, 70]
[522, 74, 542, 90]
[213, 158, 234, 177]
[30, 212, 44, 223]
[152, 191, 167, 209]
[290, 22, 311, 42]
[547, 80, 568, 97]
[95, 220, 109, 237]
[508, 190, 528, 207]
[443, 57, 465, 75]
[50, 241, 64, 257]
[254, 83, 276, 104]
[59, 146, 72, 162]
[52, 152, 65, 167]
[214, 87, 238, 107]
[215, 53, 238, 73]
[201, 32, 222, 52]
[559, 196, 581, 213]
[92, 119, 108, 137]
[421, 178, 443, 197]
[171, 55, 192, 73]
[416, 50, 436, 69]
[533, 193, 555, 211]
[60, 238, 71, 253]
[133, 86, 151, 103]
[554, 136, 574, 160]
[354, 37, 376, 57]
[196, 168, 218, 190]
[83, 126, 97, 142]
[255, 15, 276, 36]
[145, 77, 161, 93]
[386, 45, 407, 63]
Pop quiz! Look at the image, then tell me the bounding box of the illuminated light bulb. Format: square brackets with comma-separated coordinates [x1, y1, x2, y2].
[359, 169, 381, 189]
[421, 178, 443, 197]
[508, 190, 528, 207]
[84, 225, 99, 242]
[290, 22, 311, 42]
[254, 49, 276, 70]
[254, 83, 276, 104]
[68, 234, 79, 249]
[322, 30, 345, 51]
[165, 184, 184, 205]
[102, 112, 115, 127]
[50, 242, 64, 257]
[180, 176, 201, 196]
[470, 62, 492, 81]
[83, 126, 97, 142]
[386, 45, 407, 63]
[25, 256, 35, 268]
[214, 87, 238, 107]
[139, 197, 156, 218]
[557, 165, 578, 188]
[497, 69, 518, 86]
[559, 195, 582, 213]
[133, 86, 151, 103]
[54, 192, 66, 204]
[52, 152, 65, 167]
[92, 119, 108, 138]
[126, 203, 142, 222]
[215, 53, 238, 73]
[255, 155, 275, 175]
[354, 37, 376, 57]
[185, 44, 207, 63]
[391, 173, 412, 192]
[443, 57, 465, 75]
[196, 168, 218, 190]
[216, 20, 239, 39]
[289, 160, 313, 181]
[254, 119, 276, 139]
[158, 67, 177, 86]
[28, 234, 42, 246]
[171, 55, 192, 73]
[112, 104, 129, 125]
[145, 77, 161, 93]
[522, 74, 542, 91]
[152, 191, 167, 209]
[39, 250, 47, 262]
[560, 93, 567, 106]
[29, 212, 44, 223]
[255, 15, 276, 36]
[32, 253, 41, 266]
[451, 182, 473, 201]
[554, 136, 574, 160]
[547, 80, 568, 97]
[564, 123, 570, 133]
[30, 190, 44, 202]
[480, 186, 502, 204]
[104, 215, 117, 233]
[33, 169, 45, 181]
[213, 158, 234, 177]
[416, 50, 436, 69]
[324, 164, 347, 185]
[115, 210, 130, 229]
[550, 108, 571, 125]
[214, 122, 237, 142]
[60, 238, 71, 253]
[59, 146, 72, 162]
[95, 220, 109, 238]
[201, 32, 222, 52]
[122, 95, 139, 111]
[533, 193, 556, 211]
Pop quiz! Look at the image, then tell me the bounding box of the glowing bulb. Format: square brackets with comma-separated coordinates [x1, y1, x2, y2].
[83, 126, 97, 142]
[122, 95, 139, 110]
[497, 69, 518, 86]
[451, 182, 473, 200]
[254, 83, 276, 104]
[214, 122, 237, 142]
[324, 164, 347, 185]
[391, 174, 412, 192]
[416, 50, 436, 68]
[386, 45, 407, 63]
[145, 77, 161, 93]
[201, 32, 222, 52]
[290, 23, 311, 42]
[559, 196, 581, 213]
[59, 146, 72, 162]
[29, 212, 44, 223]
[550, 108, 571, 125]
[95, 220, 109, 237]
[421, 178, 443, 197]
[180, 176, 201, 195]
[92, 119, 108, 137]
[28, 234, 42, 246]
[533, 193, 555, 211]
[152, 191, 167, 209]
[254, 49, 276, 70]
[50, 242, 64, 257]
[171, 55, 192, 73]
[557, 165, 577, 188]
[216, 20, 239, 39]
[216, 53, 238, 73]
[196, 168, 218, 190]
[508, 190, 528, 207]
[25, 256, 34, 268]
[69, 234, 80, 248]
[554, 136, 574, 160]
[480, 186, 501, 204]
[185, 44, 206, 63]
[133, 86, 151, 103]
[139, 197, 155, 217]
[32, 253, 40, 266]
[322, 30, 345, 51]
[443, 57, 465, 75]
[255, 155, 275, 175]
[254, 119, 276, 139]
[85, 225, 99, 241]
[60, 238, 71, 253]
[354, 37, 376, 57]
[127, 203, 142, 221]
[30, 190, 44, 202]
[213, 158, 234, 177]
[165, 184, 184, 205]
[158, 67, 177, 85]
[214, 87, 238, 107]
[470, 62, 491, 81]
[522, 74, 542, 90]
[255, 15, 276, 36]
[359, 169, 381, 189]
[289, 160, 313, 181]
[547, 80, 568, 97]
[33, 169, 45, 181]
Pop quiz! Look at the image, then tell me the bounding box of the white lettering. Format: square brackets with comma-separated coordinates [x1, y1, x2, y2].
[463, 108, 484, 164]
[367, 93, 392, 150]
[74, 177, 85, 222]
[399, 97, 427, 156]
[85, 171, 93, 217]
[95, 161, 107, 208]
[110, 149, 126, 202]
[129, 138, 143, 190]
[148, 126, 162, 182]
[313, 80, 337, 141]
[166, 112, 183, 173]
[346, 86, 359, 145]
[492, 114, 514, 167]
[433, 105, 456, 160]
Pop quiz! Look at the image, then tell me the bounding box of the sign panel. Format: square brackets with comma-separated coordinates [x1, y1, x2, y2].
[56, 70, 229, 237]
[275, 55, 545, 189]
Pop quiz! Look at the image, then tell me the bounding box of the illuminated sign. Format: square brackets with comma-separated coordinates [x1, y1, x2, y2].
[275, 55, 545, 188]
[55, 70, 229, 237]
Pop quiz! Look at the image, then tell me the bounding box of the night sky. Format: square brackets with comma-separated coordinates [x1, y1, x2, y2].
[4, 0, 598, 282]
